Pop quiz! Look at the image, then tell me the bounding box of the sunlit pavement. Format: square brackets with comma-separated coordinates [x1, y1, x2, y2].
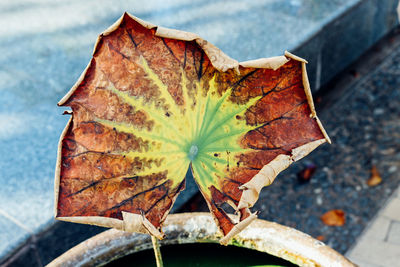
[347, 188, 400, 266]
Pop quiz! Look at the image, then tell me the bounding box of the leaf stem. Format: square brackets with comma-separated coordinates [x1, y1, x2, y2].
[151, 235, 164, 267]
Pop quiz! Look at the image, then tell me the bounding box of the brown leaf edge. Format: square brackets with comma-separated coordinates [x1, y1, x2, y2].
[54, 12, 331, 241]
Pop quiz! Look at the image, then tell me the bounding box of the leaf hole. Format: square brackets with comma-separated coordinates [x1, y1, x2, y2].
[220, 202, 235, 214]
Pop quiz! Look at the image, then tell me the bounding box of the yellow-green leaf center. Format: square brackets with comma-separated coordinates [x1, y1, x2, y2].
[96, 56, 260, 194]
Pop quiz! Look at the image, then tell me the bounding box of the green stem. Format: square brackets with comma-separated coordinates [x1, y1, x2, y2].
[151, 235, 164, 267]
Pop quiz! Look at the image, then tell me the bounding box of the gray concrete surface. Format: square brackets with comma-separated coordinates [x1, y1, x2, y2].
[347, 188, 400, 266]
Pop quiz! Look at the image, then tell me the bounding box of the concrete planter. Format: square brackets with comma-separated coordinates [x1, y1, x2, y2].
[48, 213, 355, 267]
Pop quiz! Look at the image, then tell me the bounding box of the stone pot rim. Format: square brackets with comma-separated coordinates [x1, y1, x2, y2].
[48, 212, 355, 267]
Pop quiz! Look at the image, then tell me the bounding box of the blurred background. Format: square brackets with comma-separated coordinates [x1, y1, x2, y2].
[0, 0, 399, 266]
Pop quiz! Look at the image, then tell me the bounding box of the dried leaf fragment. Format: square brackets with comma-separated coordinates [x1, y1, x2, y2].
[367, 166, 382, 187]
[297, 164, 316, 184]
[321, 209, 346, 226]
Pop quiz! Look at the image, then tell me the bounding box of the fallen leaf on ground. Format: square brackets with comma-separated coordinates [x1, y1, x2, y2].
[316, 235, 325, 241]
[321, 209, 346, 226]
[297, 164, 317, 183]
[367, 166, 382, 187]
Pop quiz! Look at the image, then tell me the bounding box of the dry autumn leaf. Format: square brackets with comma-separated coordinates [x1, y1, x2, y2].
[297, 164, 317, 183]
[321, 209, 346, 226]
[367, 165, 382, 187]
[54, 13, 330, 244]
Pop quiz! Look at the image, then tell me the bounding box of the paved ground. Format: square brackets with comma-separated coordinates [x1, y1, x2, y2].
[347, 187, 400, 266]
